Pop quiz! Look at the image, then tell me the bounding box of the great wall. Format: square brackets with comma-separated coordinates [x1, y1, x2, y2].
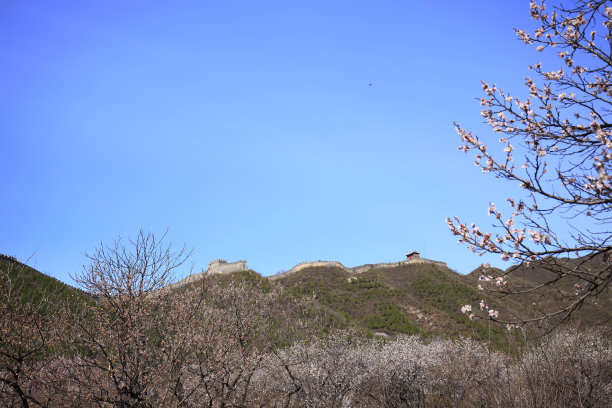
[164, 259, 249, 290]
[169, 253, 447, 288]
[268, 253, 447, 280]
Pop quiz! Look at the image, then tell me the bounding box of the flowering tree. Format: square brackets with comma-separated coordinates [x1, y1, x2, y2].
[447, 0, 611, 327]
[66, 230, 320, 407]
[69, 230, 192, 407]
[0, 261, 67, 408]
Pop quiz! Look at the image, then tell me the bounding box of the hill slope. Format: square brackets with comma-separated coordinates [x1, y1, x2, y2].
[0, 254, 90, 306]
[5, 252, 608, 348]
[270, 262, 509, 343]
[462, 253, 612, 329]
[270, 258, 611, 346]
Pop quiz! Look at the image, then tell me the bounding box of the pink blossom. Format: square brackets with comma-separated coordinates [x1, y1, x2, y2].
[488, 203, 497, 215]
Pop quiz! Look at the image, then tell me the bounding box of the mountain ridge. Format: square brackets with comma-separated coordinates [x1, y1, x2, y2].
[3, 252, 609, 348]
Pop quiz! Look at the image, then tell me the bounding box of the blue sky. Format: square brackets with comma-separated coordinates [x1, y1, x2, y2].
[1, 1, 549, 284]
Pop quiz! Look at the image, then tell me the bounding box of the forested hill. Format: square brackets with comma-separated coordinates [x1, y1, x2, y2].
[464, 253, 612, 330]
[0, 254, 90, 305]
[270, 257, 610, 342]
[3, 252, 609, 346]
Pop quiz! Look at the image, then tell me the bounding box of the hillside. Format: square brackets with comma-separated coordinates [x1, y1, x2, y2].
[462, 253, 612, 330]
[159, 258, 512, 344]
[269, 261, 512, 345]
[268, 257, 611, 347]
[0, 254, 90, 307]
[3, 251, 609, 349]
[3, 255, 610, 406]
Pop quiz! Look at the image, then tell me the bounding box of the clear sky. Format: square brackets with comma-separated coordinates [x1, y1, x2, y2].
[1, 1, 551, 284]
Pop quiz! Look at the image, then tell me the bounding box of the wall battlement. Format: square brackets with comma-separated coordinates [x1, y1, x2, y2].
[270, 256, 447, 280]
[350, 258, 447, 274]
[207, 259, 248, 275]
[163, 259, 248, 291]
[276, 260, 348, 278]
[168, 255, 447, 288]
